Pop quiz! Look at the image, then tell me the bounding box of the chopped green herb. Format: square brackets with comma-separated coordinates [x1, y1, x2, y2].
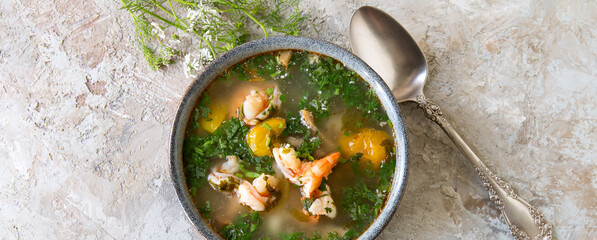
[219, 212, 262, 240]
[295, 135, 321, 161]
[199, 201, 212, 216]
[244, 171, 261, 179]
[340, 151, 396, 234]
[283, 112, 310, 136]
[294, 51, 388, 123]
[298, 94, 329, 121]
[301, 197, 315, 214]
[251, 54, 288, 79]
[341, 180, 384, 232]
[271, 70, 282, 77]
[198, 93, 212, 121]
[183, 118, 274, 189]
[318, 177, 328, 192]
[281, 232, 308, 240]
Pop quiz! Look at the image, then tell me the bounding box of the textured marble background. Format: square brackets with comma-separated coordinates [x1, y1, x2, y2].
[1, 0, 596, 239]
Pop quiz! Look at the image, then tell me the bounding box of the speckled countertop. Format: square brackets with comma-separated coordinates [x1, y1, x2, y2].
[1, 0, 596, 239]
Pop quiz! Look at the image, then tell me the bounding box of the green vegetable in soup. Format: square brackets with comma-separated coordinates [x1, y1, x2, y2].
[340, 152, 396, 233]
[184, 118, 275, 191]
[295, 52, 389, 124]
[199, 201, 212, 217]
[295, 134, 321, 162]
[283, 112, 310, 136]
[282, 112, 321, 161]
[219, 212, 262, 240]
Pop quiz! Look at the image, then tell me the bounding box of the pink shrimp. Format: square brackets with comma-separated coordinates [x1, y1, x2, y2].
[273, 145, 340, 198]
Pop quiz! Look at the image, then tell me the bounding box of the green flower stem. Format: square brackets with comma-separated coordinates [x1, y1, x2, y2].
[239, 9, 268, 37]
[171, 0, 196, 6]
[137, 6, 185, 30]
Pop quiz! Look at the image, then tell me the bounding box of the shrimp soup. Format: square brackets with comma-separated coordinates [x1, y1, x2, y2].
[183, 50, 396, 239]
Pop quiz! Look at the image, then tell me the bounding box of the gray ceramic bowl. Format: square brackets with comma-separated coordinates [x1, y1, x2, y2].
[170, 36, 409, 240]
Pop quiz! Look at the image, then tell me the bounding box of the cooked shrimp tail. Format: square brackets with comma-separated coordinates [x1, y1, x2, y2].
[240, 86, 281, 126]
[237, 181, 269, 211]
[299, 152, 340, 197]
[274, 144, 341, 201]
[272, 145, 302, 185]
[237, 174, 280, 211]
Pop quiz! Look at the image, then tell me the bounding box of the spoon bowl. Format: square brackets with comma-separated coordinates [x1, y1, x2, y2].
[350, 6, 427, 102]
[349, 6, 552, 240]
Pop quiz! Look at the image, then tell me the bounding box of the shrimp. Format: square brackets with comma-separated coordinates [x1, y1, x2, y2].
[272, 145, 302, 185]
[237, 181, 269, 211]
[208, 156, 281, 211]
[208, 171, 241, 192]
[304, 186, 337, 219]
[278, 50, 292, 68]
[237, 174, 280, 211]
[299, 109, 336, 156]
[298, 152, 340, 197]
[300, 109, 318, 133]
[207, 155, 242, 191]
[221, 155, 240, 174]
[240, 86, 281, 126]
[273, 145, 340, 198]
[252, 173, 280, 197]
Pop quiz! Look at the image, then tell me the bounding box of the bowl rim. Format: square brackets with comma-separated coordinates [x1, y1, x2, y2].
[170, 36, 409, 240]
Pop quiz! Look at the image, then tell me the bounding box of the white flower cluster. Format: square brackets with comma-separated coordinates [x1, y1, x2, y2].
[183, 47, 214, 78]
[150, 22, 166, 40]
[182, 4, 222, 78]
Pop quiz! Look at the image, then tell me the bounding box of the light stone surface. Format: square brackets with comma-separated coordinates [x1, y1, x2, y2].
[1, 0, 596, 239]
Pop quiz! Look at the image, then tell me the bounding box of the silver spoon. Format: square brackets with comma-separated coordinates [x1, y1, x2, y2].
[350, 6, 552, 240]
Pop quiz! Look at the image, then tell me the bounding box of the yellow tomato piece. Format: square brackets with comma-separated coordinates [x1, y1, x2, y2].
[199, 100, 228, 133]
[338, 133, 363, 156]
[338, 128, 390, 168]
[247, 118, 286, 157]
[247, 126, 272, 157]
[259, 118, 286, 135]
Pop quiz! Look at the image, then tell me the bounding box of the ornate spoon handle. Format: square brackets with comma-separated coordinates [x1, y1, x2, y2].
[415, 95, 552, 240]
